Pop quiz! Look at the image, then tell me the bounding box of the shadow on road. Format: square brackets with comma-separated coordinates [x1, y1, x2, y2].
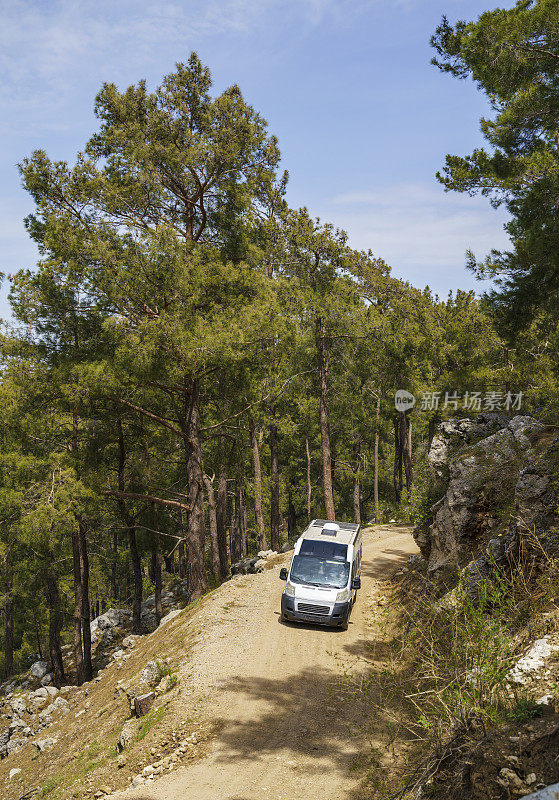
[202, 656, 408, 797]
[361, 548, 413, 579]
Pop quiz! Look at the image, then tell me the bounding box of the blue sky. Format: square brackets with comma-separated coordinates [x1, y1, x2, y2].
[0, 0, 515, 317]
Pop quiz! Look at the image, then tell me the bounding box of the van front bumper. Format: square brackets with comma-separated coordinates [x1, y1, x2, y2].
[281, 595, 351, 626]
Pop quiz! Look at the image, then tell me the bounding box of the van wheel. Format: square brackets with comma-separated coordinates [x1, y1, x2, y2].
[339, 620, 349, 631]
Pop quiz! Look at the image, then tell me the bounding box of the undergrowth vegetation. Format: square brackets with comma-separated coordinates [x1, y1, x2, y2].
[353, 534, 559, 799]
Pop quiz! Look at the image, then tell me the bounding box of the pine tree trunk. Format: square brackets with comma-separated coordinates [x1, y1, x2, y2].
[241, 489, 248, 557]
[353, 475, 361, 524]
[154, 536, 162, 626]
[399, 411, 413, 493]
[204, 475, 221, 580]
[178, 520, 186, 579]
[117, 420, 142, 633]
[4, 543, 14, 679]
[35, 619, 43, 660]
[287, 491, 297, 541]
[216, 472, 229, 579]
[231, 482, 243, 562]
[393, 418, 402, 502]
[249, 416, 266, 551]
[374, 391, 380, 521]
[353, 440, 361, 525]
[71, 527, 84, 685]
[111, 529, 118, 602]
[305, 437, 312, 520]
[315, 317, 335, 520]
[184, 380, 207, 602]
[44, 566, 64, 688]
[129, 528, 143, 633]
[78, 521, 92, 682]
[269, 420, 280, 552]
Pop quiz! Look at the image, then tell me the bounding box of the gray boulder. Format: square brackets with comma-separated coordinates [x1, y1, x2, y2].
[30, 661, 48, 679]
[230, 556, 268, 575]
[9, 717, 27, 735]
[90, 608, 131, 642]
[520, 784, 559, 799]
[7, 737, 27, 756]
[34, 737, 57, 752]
[140, 660, 162, 686]
[117, 719, 138, 752]
[0, 728, 10, 757]
[428, 414, 510, 481]
[9, 696, 27, 717]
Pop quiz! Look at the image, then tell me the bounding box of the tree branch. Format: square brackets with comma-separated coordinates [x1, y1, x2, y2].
[111, 397, 185, 438]
[103, 490, 191, 513]
[201, 370, 314, 432]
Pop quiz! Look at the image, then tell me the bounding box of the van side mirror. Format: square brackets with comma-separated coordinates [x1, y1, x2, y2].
[351, 577, 361, 590]
[279, 568, 288, 581]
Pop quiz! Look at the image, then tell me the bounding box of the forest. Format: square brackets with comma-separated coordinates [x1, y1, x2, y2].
[1, 0, 558, 689]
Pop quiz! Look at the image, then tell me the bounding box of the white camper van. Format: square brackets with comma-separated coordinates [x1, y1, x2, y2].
[279, 519, 362, 628]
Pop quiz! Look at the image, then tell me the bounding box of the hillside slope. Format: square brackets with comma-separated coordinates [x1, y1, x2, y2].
[1, 525, 417, 800]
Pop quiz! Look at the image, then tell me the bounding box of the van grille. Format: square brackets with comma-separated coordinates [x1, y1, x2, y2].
[297, 603, 330, 616]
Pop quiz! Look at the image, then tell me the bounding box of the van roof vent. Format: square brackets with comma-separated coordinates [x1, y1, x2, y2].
[321, 522, 340, 536]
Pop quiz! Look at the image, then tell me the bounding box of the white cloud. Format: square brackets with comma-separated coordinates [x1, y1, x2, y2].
[321, 182, 511, 294]
[0, 0, 351, 131]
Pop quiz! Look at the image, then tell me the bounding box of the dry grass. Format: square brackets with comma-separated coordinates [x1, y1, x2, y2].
[0, 596, 218, 800]
[346, 534, 559, 800]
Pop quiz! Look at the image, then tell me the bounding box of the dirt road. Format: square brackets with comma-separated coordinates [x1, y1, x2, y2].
[117, 525, 417, 800]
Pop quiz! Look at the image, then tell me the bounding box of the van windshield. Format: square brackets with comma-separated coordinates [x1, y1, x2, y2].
[289, 555, 350, 589]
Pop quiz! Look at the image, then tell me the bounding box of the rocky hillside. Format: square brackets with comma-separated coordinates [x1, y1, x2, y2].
[403, 414, 559, 800]
[0, 550, 281, 799]
[415, 414, 559, 587]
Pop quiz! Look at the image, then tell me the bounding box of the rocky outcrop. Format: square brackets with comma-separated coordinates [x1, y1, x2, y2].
[415, 415, 559, 583]
[230, 550, 278, 576]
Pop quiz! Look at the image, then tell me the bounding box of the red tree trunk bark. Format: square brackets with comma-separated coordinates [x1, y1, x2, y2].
[184, 380, 207, 602]
[249, 416, 266, 551]
[4, 543, 14, 679]
[78, 521, 92, 682]
[216, 472, 229, 578]
[269, 420, 280, 552]
[72, 527, 84, 684]
[44, 564, 65, 688]
[204, 475, 221, 580]
[315, 317, 335, 520]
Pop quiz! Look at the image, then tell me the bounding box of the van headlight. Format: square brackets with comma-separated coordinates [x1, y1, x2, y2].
[284, 581, 296, 598]
[336, 588, 350, 603]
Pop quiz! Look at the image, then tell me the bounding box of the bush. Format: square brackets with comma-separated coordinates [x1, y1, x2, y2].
[364, 545, 559, 799]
